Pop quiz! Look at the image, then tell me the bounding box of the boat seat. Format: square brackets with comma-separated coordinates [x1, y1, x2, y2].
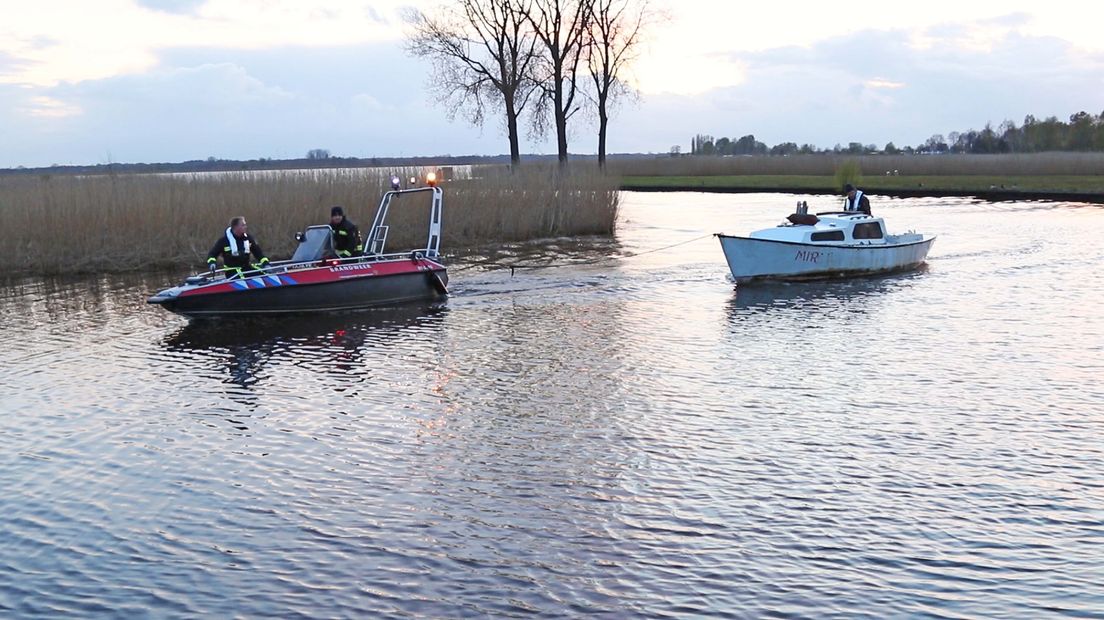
[291, 225, 336, 263]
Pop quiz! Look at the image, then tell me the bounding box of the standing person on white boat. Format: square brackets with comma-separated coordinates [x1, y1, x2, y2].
[843, 184, 872, 215]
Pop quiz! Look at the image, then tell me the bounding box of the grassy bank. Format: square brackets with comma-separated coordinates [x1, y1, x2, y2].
[622, 174, 1104, 197]
[0, 167, 619, 275]
[609, 152, 1104, 176]
[613, 152, 1104, 200]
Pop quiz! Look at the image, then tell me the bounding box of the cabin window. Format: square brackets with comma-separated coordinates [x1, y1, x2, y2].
[853, 222, 884, 239]
[810, 230, 845, 241]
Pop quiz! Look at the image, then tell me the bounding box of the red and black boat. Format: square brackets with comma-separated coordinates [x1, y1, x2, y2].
[149, 184, 448, 318]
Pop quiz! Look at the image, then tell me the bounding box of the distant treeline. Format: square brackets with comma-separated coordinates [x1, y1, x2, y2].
[0, 152, 659, 177]
[690, 110, 1104, 157]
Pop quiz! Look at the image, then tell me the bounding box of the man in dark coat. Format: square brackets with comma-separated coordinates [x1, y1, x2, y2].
[843, 184, 872, 214]
[207, 216, 269, 278]
[329, 206, 362, 258]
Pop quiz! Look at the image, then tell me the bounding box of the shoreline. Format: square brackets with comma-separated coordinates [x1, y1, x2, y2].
[620, 184, 1104, 204]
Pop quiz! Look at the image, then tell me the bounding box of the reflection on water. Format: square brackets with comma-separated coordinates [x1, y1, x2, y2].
[2, 193, 1103, 618]
[449, 233, 625, 276]
[162, 304, 448, 389]
[728, 267, 929, 312]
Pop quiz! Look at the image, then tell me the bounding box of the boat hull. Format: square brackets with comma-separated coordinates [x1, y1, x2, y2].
[149, 260, 447, 319]
[717, 234, 935, 283]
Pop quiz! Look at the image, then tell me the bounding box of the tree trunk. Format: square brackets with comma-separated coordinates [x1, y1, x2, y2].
[597, 93, 608, 168]
[507, 111, 522, 166]
[554, 86, 569, 165]
[505, 93, 522, 167]
[557, 113, 569, 164]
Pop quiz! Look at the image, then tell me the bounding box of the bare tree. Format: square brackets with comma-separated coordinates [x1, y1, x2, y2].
[405, 0, 540, 166]
[526, 0, 593, 165]
[587, 0, 649, 168]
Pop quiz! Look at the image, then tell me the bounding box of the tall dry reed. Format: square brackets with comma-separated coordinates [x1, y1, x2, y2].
[609, 152, 1104, 177]
[0, 165, 619, 275]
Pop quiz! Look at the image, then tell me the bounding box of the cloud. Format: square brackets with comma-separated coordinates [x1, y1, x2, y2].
[609, 21, 1104, 153]
[3, 7, 1102, 167]
[0, 42, 517, 166]
[351, 93, 388, 112]
[60, 62, 294, 107]
[0, 1, 412, 87]
[21, 95, 82, 118]
[135, 0, 207, 14]
[865, 79, 906, 90]
[0, 50, 31, 76]
[908, 12, 1033, 53]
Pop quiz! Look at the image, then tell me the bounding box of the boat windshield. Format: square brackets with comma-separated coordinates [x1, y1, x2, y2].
[290, 226, 336, 262]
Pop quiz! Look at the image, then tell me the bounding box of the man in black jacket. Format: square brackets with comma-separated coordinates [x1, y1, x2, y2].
[329, 206, 362, 258]
[207, 216, 269, 278]
[843, 184, 872, 214]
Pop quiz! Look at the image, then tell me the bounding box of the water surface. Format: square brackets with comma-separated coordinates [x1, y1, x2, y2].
[2, 192, 1103, 617]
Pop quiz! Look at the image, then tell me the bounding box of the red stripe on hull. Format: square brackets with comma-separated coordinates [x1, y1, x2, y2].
[180, 258, 442, 298]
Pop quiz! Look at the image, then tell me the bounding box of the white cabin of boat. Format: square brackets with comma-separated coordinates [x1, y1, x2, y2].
[748, 212, 922, 246]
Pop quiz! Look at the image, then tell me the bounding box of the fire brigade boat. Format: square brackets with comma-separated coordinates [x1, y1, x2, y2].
[149, 184, 448, 318]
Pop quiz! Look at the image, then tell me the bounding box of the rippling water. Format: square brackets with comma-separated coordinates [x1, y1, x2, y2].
[2, 192, 1103, 617]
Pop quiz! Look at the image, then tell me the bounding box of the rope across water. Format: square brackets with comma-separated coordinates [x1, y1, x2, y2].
[451, 233, 714, 276]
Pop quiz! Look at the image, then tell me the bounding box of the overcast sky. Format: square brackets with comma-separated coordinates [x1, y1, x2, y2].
[2, 0, 1102, 168]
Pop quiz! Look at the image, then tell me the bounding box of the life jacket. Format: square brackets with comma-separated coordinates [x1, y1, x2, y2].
[844, 190, 864, 211]
[225, 227, 250, 256]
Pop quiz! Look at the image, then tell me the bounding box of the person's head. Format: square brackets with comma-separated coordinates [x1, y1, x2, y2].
[229, 216, 247, 236]
[843, 183, 856, 196]
[330, 205, 344, 225]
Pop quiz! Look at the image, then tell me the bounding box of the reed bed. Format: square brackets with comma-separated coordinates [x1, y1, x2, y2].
[0, 166, 619, 275]
[609, 152, 1104, 177]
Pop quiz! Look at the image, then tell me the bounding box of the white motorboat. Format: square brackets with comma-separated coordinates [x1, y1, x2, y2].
[716, 202, 935, 283]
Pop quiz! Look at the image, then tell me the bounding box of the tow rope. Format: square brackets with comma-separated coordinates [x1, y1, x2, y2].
[452, 233, 714, 276]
